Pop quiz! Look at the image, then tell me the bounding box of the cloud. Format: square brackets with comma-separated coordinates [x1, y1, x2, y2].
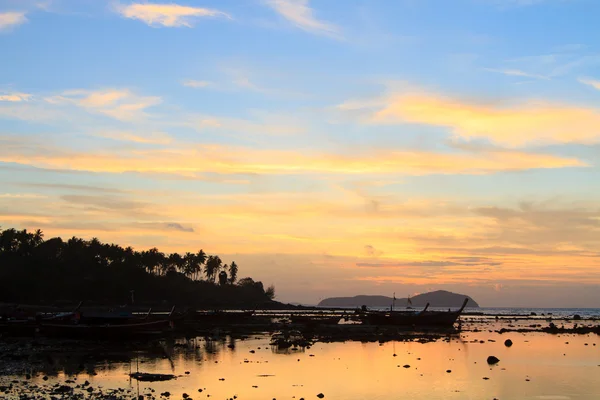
[115, 2, 230, 27]
[182, 80, 212, 88]
[483, 68, 549, 80]
[47, 88, 161, 121]
[17, 182, 125, 194]
[0, 136, 586, 177]
[357, 260, 461, 268]
[347, 88, 600, 146]
[0, 11, 27, 32]
[92, 130, 172, 145]
[132, 222, 195, 233]
[579, 77, 600, 90]
[0, 92, 32, 102]
[60, 194, 148, 212]
[266, 0, 340, 38]
[364, 244, 383, 257]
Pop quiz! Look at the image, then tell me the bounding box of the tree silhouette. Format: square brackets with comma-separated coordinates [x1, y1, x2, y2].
[0, 227, 276, 308]
[195, 249, 207, 280]
[265, 285, 276, 300]
[218, 270, 228, 285]
[228, 261, 238, 284]
[204, 255, 222, 283]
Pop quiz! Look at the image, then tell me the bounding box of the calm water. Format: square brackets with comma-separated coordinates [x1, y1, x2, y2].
[2, 329, 599, 399]
[344, 307, 600, 318]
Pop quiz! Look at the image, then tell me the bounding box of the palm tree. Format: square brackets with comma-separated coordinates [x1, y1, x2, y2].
[183, 252, 196, 278]
[32, 229, 44, 247]
[142, 247, 165, 275]
[195, 249, 207, 280]
[204, 255, 222, 283]
[228, 261, 238, 284]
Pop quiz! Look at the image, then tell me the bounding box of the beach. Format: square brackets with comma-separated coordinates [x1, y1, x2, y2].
[1, 313, 599, 400]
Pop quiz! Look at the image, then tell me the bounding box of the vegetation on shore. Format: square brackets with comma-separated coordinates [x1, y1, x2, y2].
[0, 227, 276, 309]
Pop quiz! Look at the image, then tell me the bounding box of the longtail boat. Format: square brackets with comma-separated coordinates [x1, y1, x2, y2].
[38, 319, 172, 339]
[362, 298, 469, 327]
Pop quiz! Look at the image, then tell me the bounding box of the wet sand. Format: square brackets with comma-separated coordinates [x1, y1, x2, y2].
[1, 317, 599, 399]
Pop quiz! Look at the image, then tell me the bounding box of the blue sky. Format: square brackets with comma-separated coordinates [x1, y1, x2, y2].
[1, 0, 600, 306]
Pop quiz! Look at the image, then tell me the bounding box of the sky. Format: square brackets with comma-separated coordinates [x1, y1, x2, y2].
[1, 0, 600, 307]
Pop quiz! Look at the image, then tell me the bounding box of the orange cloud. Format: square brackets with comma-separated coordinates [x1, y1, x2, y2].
[0, 141, 585, 176]
[0, 11, 27, 31]
[116, 3, 230, 27]
[346, 89, 600, 146]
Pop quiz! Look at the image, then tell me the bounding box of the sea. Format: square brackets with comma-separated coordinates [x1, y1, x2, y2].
[318, 306, 600, 318]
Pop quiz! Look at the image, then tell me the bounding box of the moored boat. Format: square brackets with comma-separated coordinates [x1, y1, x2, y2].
[362, 298, 469, 328]
[38, 319, 172, 339]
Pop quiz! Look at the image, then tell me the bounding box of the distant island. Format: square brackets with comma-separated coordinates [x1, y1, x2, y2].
[318, 290, 479, 308]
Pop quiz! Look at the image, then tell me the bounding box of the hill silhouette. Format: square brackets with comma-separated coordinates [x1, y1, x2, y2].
[318, 290, 479, 308]
[0, 227, 279, 309]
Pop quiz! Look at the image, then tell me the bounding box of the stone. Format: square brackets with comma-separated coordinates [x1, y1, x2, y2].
[317, 394, 325, 399]
[504, 339, 513, 347]
[487, 356, 500, 364]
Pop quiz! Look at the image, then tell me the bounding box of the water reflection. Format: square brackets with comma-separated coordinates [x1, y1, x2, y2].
[2, 331, 600, 400]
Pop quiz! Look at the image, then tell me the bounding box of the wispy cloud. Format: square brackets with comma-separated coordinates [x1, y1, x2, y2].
[0, 92, 32, 102]
[484, 68, 549, 80]
[343, 87, 600, 147]
[92, 130, 172, 145]
[182, 80, 212, 88]
[579, 77, 600, 91]
[115, 2, 230, 27]
[265, 0, 340, 38]
[0, 11, 27, 32]
[47, 88, 161, 122]
[0, 135, 585, 177]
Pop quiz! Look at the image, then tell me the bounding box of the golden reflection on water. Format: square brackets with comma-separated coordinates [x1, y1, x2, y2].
[25, 332, 600, 399]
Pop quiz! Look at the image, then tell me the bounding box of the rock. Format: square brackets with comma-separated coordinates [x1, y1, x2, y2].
[53, 385, 73, 394]
[504, 339, 513, 347]
[250, 350, 255, 353]
[185, 371, 190, 375]
[183, 394, 189, 399]
[131, 373, 176, 382]
[446, 370, 451, 373]
[317, 394, 325, 398]
[198, 389, 203, 392]
[573, 314, 581, 320]
[487, 356, 500, 365]
[483, 377, 489, 380]
[161, 392, 171, 397]
[403, 365, 410, 368]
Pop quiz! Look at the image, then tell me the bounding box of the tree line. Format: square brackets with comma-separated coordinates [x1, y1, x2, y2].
[0, 227, 275, 307]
